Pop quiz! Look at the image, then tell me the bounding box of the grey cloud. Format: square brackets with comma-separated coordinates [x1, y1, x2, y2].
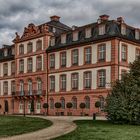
[0, 0, 140, 47]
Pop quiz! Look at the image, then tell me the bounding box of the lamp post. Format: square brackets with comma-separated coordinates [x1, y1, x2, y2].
[23, 91, 26, 117]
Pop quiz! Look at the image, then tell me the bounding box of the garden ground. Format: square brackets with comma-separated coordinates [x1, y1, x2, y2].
[53, 120, 140, 140]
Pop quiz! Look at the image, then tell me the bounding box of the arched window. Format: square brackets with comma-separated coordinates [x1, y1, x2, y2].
[50, 98, 54, 109]
[72, 96, 77, 109]
[37, 78, 42, 94]
[99, 96, 105, 111]
[19, 80, 24, 95]
[28, 79, 32, 95]
[60, 97, 65, 109]
[85, 96, 90, 109]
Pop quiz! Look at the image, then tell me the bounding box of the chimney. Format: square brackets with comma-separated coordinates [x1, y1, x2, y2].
[99, 14, 109, 21]
[50, 15, 60, 22]
[117, 17, 124, 23]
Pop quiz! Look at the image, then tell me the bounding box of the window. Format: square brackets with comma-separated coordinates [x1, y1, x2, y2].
[136, 49, 140, 60]
[19, 59, 24, 73]
[84, 71, 91, 89]
[28, 80, 32, 95]
[12, 48, 15, 55]
[99, 96, 105, 111]
[72, 96, 77, 109]
[11, 81, 16, 94]
[72, 49, 78, 65]
[60, 75, 66, 91]
[3, 63, 8, 76]
[71, 73, 78, 90]
[98, 70, 106, 88]
[50, 98, 54, 109]
[27, 42, 33, 53]
[36, 100, 41, 110]
[37, 78, 42, 94]
[11, 62, 15, 75]
[99, 24, 105, 35]
[36, 40, 42, 51]
[19, 44, 24, 55]
[27, 58, 33, 72]
[4, 49, 8, 57]
[60, 52, 66, 67]
[60, 97, 65, 109]
[50, 76, 55, 91]
[49, 54, 55, 69]
[85, 96, 90, 109]
[36, 56, 42, 71]
[3, 81, 8, 95]
[121, 24, 126, 35]
[98, 44, 106, 61]
[85, 47, 91, 64]
[19, 80, 24, 95]
[121, 44, 127, 62]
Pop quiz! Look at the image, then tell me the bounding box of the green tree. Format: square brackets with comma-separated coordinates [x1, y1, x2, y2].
[79, 103, 86, 116]
[105, 56, 140, 125]
[66, 102, 73, 115]
[55, 102, 61, 115]
[43, 103, 49, 116]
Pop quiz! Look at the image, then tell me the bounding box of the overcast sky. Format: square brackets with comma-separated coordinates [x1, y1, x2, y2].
[0, 0, 140, 47]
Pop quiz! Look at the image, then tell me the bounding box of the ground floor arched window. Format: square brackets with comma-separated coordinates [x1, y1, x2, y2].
[99, 96, 105, 111]
[60, 97, 65, 109]
[72, 96, 77, 109]
[85, 96, 90, 109]
[50, 98, 54, 109]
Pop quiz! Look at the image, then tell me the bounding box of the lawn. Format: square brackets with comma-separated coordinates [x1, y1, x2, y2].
[52, 120, 140, 140]
[0, 115, 52, 137]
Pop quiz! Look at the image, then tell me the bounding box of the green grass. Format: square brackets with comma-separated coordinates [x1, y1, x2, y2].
[0, 115, 52, 137]
[52, 120, 140, 140]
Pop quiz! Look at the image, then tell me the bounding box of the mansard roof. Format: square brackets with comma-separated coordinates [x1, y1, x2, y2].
[47, 16, 140, 52]
[0, 44, 14, 62]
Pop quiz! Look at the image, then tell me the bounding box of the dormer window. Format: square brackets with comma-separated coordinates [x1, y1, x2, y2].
[99, 24, 105, 35]
[61, 34, 66, 44]
[12, 48, 15, 55]
[53, 27, 56, 33]
[121, 24, 126, 35]
[85, 27, 91, 38]
[4, 49, 8, 57]
[73, 31, 78, 41]
[135, 29, 140, 40]
[50, 37, 55, 46]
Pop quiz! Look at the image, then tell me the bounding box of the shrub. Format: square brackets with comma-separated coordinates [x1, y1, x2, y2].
[66, 102, 73, 109]
[95, 101, 101, 108]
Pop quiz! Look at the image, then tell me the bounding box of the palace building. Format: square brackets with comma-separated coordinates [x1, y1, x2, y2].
[0, 15, 140, 116]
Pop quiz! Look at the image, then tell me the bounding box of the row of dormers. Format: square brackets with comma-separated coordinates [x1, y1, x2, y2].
[50, 15, 140, 47]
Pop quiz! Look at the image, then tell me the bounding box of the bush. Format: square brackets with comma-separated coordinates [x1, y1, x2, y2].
[95, 101, 101, 108]
[66, 102, 73, 109]
[55, 102, 61, 109]
[43, 103, 49, 116]
[79, 103, 86, 109]
[43, 103, 49, 109]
